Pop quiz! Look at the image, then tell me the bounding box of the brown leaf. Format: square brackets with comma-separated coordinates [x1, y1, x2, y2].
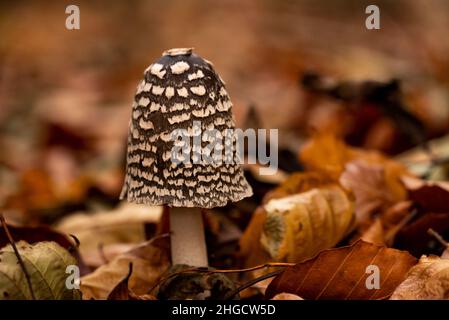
[395, 213, 449, 257]
[358, 218, 385, 246]
[80, 237, 169, 300]
[265, 240, 417, 300]
[299, 131, 356, 177]
[300, 132, 410, 194]
[239, 172, 346, 268]
[56, 203, 162, 267]
[401, 176, 449, 213]
[260, 185, 355, 262]
[263, 171, 336, 204]
[239, 207, 272, 268]
[0, 223, 75, 250]
[351, 201, 414, 247]
[340, 160, 406, 224]
[391, 255, 449, 300]
[107, 263, 156, 300]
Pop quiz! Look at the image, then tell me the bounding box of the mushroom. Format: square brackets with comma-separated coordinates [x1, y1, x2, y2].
[120, 48, 253, 267]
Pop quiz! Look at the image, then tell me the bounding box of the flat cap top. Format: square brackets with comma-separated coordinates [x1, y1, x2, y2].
[163, 48, 193, 57]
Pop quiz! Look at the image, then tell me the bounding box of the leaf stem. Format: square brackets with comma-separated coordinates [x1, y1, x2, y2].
[224, 269, 285, 300]
[427, 228, 449, 248]
[0, 214, 36, 300]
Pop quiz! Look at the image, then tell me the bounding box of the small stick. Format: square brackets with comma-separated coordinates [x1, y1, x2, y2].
[385, 208, 418, 245]
[0, 214, 36, 300]
[224, 269, 285, 300]
[427, 228, 449, 248]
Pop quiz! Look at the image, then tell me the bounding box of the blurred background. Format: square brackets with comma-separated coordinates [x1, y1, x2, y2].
[1, 0, 449, 225]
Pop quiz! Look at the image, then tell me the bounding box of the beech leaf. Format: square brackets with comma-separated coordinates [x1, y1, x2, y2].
[391, 255, 449, 300]
[265, 240, 417, 300]
[107, 263, 156, 300]
[261, 185, 355, 262]
[80, 238, 169, 300]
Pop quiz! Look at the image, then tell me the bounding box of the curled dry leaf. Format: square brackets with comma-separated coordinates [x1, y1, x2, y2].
[352, 201, 414, 246]
[300, 132, 409, 196]
[265, 240, 417, 300]
[401, 176, 449, 213]
[239, 172, 345, 267]
[391, 255, 449, 300]
[358, 218, 385, 246]
[299, 131, 356, 177]
[239, 206, 272, 268]
[263, 171, 335, 203]
[395, 213, 449, 257]
[261, 185, 355, 262]
[80, 237, 169, 300]
[340, 160, 406, 224]
[395, 177, 449, 256]
[107, 263, 156, 300]
[0, 241, 82, 300]
[56, 202, 162, 267]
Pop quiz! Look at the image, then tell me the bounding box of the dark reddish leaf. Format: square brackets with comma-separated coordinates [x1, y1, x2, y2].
[0, 222, 90, 275]
[265, 240, 417, 300]
[395, 213, 449, 257]
[0, 223, 73, 249]
[402, 176, 449, 213]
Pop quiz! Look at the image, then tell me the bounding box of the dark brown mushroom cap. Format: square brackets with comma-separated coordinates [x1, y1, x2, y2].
[120, 48, 253, 208]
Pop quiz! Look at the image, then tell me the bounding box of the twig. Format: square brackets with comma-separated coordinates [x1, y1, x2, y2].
[0, 214, 36, 300]
[385, 208, 418, 245]
[204, 262, 294, 274]
[224, 269, 285, 300]
[148, 262, 294, 294]
[428, 228, 449, 248]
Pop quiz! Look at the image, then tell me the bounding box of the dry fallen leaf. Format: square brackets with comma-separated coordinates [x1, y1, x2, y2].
[354, 201, 414, 246]
[56, 202, 162, 267]
[391, 255, 449, 300]
[358, 218, 385, 246]
[300, 132, 410, 197]
[401, 176, 449, 213]
[265, 240, 417, 300]
[299, 131, 356, 177]
[240, 172, 346, 267]
[0, 223, 76, 252]
[395, 177, 449, 256]
[261, 185, 355, 262]
[263, 171, 336, 203]
[239, 207, 272, 268]
[340, 160, 406, 224]
[107, 263, 156, 300]
[80, 237, 169, 300]
[0, 241, 82, 300]
[395, 213, 449, 257]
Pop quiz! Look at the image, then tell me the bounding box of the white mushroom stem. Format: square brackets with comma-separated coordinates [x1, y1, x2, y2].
[169, 207, 208, 267]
